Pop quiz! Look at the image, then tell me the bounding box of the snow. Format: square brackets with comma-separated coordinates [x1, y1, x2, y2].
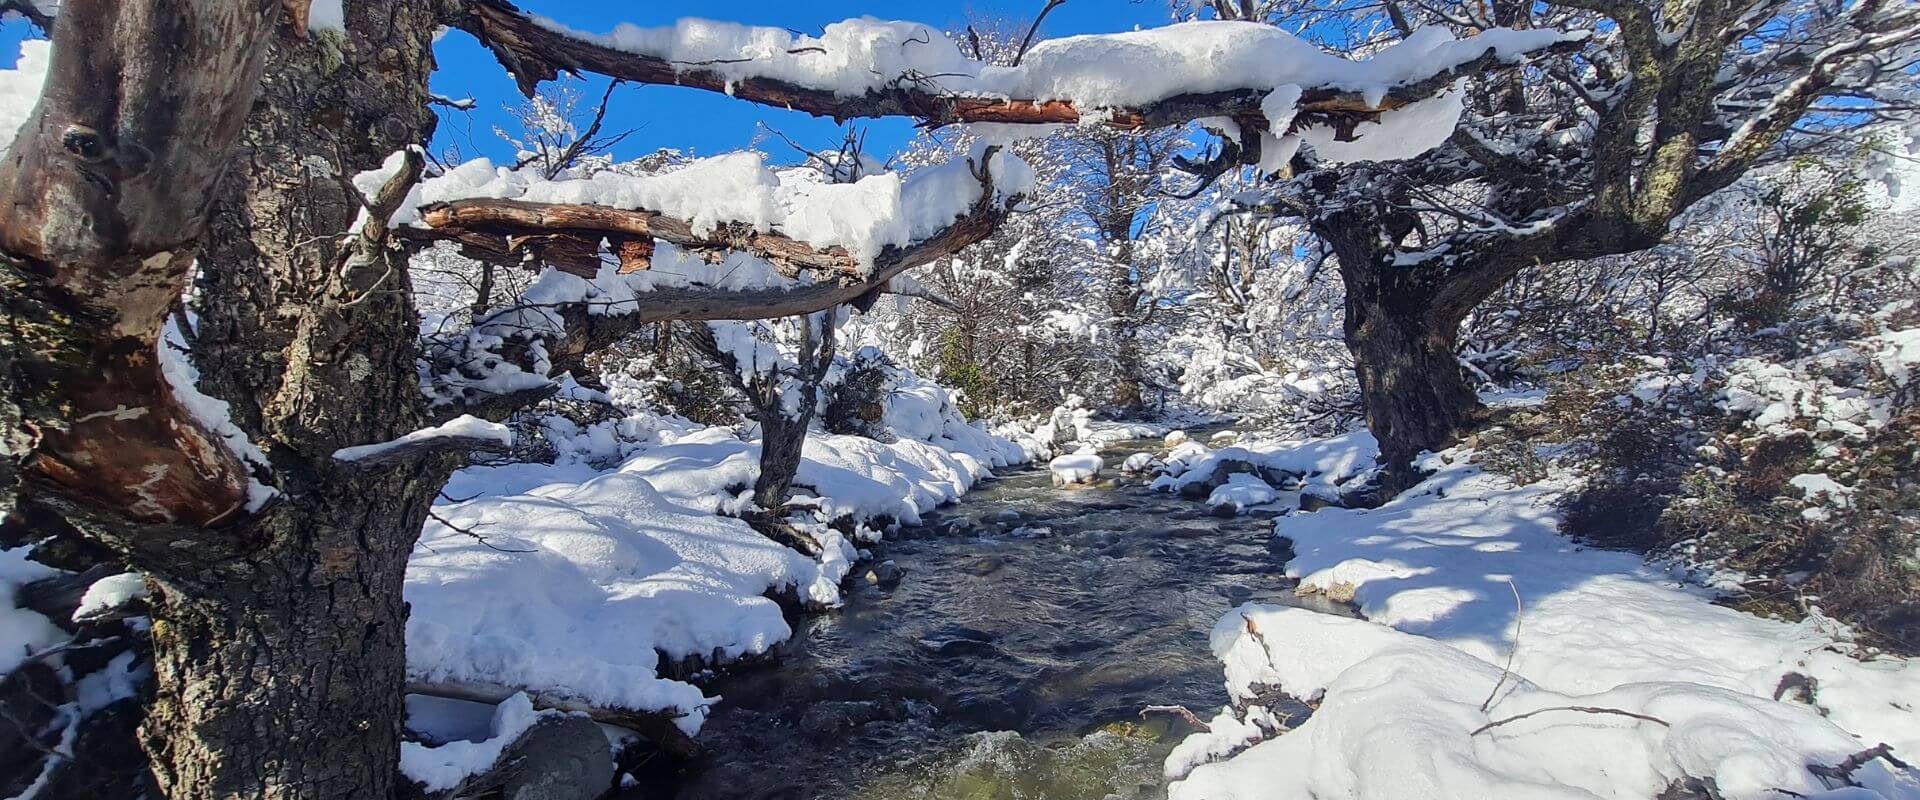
[544, 15, 1573, 124]
[1152, 430, 1380, 498]
[72, 573, 148, 623]
[399, 146, 1032, 271]
[1207, 473, 1279, 513]
[160, 316, 278, 511]
[399, 692, 560, 792]
[405, 370, 1036, 732]
[1167, 444, 1920, 799]
[1298, 89, 1466, 164]
[0, 547, 63, 677]
[1048, 452, 1105, 486]
[1172, 608, 1920, 800]
[332, 414, 513, 463]
[0, 38, 48, 157]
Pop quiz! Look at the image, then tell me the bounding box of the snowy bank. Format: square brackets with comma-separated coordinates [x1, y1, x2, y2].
[1167, 439, 1920, 799]
[405, 371, 1037, 735]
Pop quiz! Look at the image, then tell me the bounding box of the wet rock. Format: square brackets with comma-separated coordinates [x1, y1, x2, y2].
[917, 626, 998, 656]
[1298, 487, 1345, 512]
[498, 716, 615, 800]
[797, 700, 895, 735]
[962, 557, 1005, 576]
[864, 560, 904, 588]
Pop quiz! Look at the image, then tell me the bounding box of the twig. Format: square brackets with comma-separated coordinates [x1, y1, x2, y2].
[1479, 579, 1523, 712]
[1011, 0, 1066, 68]
[427, 509, 535, 553]
[1141, 705, 1213, 732]
[1809, 743, 1911, 786]
[1470, 706, 1670, 736]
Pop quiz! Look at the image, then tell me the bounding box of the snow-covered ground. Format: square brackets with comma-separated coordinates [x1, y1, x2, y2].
[1160, 436, 1920, 800]
[402, 371, 1045, 745]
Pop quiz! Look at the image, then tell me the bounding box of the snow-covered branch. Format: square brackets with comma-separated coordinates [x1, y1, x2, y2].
[457, 0, 1582, 136]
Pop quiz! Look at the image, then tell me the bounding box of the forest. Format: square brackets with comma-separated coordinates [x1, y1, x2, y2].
[0, 0, 1916, 797]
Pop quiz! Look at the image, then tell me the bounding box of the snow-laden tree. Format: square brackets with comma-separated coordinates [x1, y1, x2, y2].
[1190, 0, 1920, 476]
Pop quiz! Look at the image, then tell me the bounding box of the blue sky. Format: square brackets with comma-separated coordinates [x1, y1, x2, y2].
[4, 1, 1172, 166]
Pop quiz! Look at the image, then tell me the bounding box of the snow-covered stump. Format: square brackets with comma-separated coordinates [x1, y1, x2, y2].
[1049, 452, 1106, 487]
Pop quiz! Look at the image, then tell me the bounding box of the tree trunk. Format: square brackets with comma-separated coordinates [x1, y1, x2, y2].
[1343, 286, 1481, 471]
[165, 1, 448, 795]
[1327, 209, 1484, 478]
[753, 409, 810, 510]
[750, 315, 837, 510]
[141, 470, 445, 799]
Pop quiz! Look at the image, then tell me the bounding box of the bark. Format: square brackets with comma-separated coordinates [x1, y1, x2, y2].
[158, 1, 452, 796]
[0, 0, 280, 527]
[140, 464, 449, 799]
[1342, 280, 1481, 474]
[751, 315, 836, 510]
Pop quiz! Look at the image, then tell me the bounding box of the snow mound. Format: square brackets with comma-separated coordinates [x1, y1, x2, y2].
[1171, 607, 1920, 800]
[1207, 473, 1279, 513]
[405, 471, 834, 732]
[1169, 442, 1920, 799]
[1049, 453, 1104, 486]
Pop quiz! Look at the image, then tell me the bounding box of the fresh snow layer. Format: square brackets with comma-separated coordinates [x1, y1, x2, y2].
[1166, 440, 1920, 799]
[332, 414, 512, 462]
[1048, 452, 1105, 486]
[388, 146, 1033, 270]
[405, 381, 1036, 731]
[72, 573, 148, 623]
[0, 39, 48, 156]
[542, 15, 1571, 113]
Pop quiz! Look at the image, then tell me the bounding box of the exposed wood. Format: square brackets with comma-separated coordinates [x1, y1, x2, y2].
[0, 0, 282, 531]
[456, 0, 1584, 135]
[414, 198, 859, 277]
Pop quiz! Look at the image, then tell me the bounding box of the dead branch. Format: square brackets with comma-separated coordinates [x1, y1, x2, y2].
[1141, 704, 1213, 732]
[1011, 0, 1066, 68]
[1471, 706, 1671, 736]
[455, 0, 1584, 135]
[1479, 579, 1523, 712]
[1808, 743, 1911, 786]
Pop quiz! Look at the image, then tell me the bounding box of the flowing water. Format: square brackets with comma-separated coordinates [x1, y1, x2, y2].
[638, 436, 1338, 799]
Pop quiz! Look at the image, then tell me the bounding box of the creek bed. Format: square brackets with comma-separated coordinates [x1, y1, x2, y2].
[636, 437, 1333, 799]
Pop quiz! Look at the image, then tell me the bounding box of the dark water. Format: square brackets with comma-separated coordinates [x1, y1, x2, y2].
[639, 437, 1328, 800]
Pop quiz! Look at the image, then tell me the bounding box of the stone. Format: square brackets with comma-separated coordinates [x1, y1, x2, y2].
[865, 560, 904, 588]
[499, 717, 615, 800]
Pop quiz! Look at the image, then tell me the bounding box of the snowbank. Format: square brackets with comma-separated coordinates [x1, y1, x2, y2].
[1167, 446, 1920, 799]
[1152, 430, 1379, 498]
[1171, 608, 1920, 800]
[405, 372, 1037, 733]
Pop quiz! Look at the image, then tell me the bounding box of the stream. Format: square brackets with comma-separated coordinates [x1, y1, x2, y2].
[637, 435, 1337, 799]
